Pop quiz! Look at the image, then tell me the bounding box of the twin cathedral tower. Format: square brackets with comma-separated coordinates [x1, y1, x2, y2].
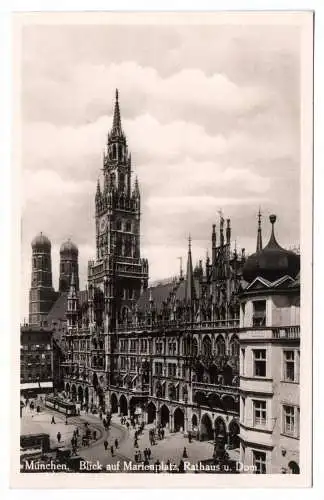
[29, 89, 148, 328]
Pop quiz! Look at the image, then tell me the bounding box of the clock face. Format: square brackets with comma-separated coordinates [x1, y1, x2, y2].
[99, 216, 107, 233]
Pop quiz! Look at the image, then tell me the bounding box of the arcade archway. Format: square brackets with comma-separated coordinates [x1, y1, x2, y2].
[147, 402, 156, 424]
[120, 395, 128, 416]
[174, 408, 185, 432]
[288, 461, 300, 474]
[65, 383, 70, 394]
[110, 393, 118, 413]
[71, 385, 77, 401]
[77, 386, 83, 403]
[215, 417, 227, 440]
[228, 419, 240, 448]
[160, 404, 170, 428]
[200, 413, 214, 441]
[192, 414, 198, 429]
[84, 387, 89, 405]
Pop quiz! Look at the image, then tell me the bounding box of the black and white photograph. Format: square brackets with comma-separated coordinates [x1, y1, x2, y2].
[12, 11, 313, 488]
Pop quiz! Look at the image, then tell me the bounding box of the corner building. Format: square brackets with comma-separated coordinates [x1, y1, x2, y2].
[61, 91, 245, 448]
[239, 215, 300, 474]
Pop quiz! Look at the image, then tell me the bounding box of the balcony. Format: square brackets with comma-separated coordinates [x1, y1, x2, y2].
[116, 318, 239, 333]
[272, 326, 300, 339]
[192, 381, 239, 396]
[240, 326, 300, 341]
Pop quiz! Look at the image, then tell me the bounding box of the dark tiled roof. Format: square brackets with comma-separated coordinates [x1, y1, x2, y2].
[46, 292, 68, 326]
[137, 278, 200, 313]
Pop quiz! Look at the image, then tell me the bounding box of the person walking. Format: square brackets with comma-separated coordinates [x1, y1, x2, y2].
[110, 445, 114, 456]
[51, 416, 56, 424]
[114, 438, 118, 449]
[104, 439, 108, 451]
[57, 431, 61, 443]
[178, 460, 185, 473]
[183, 447, 188, 458]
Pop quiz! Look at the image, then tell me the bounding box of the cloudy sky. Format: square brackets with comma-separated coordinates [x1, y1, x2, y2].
[20, 19, 301, 321]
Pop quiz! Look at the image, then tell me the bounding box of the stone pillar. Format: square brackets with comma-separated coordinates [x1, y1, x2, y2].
[169, 412, 173, 433]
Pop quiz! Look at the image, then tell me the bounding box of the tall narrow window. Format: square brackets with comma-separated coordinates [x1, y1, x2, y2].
[253, 400, 267, 426]
[283, 405, 297, 436]
[283, 350, 296, 382]
[253, 349, 266, 377]
[252, 300, 266, 327]
[253, 451, 267, 474]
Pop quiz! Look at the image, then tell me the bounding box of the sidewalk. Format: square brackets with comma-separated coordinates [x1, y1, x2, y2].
[21, 406, 78, 449]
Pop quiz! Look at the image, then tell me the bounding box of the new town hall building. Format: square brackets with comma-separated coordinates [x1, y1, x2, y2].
[24, 91, 301, 473]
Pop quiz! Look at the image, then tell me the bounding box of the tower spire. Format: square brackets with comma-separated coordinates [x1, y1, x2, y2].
[112, 88, 122, 135]
[256, 208, 263, 252]
[185, 235, 196, 303]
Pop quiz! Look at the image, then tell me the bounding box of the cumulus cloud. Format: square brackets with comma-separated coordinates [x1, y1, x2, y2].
[20, 21, 301, 320]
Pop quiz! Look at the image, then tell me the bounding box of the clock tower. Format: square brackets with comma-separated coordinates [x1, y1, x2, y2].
[89, 89, 148, 337]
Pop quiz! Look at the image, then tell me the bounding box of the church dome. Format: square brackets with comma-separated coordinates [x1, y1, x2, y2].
[242, 215, 300, 283]
[31, 232, 51, 251]
[60, 238, 78, 255]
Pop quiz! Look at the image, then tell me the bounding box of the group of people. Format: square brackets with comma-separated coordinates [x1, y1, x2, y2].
[103, 438, 119, 457]
[148, 425, 165, 446]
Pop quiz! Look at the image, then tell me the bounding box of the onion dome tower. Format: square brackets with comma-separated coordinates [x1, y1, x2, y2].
[242, 214, 300, 283]
[59, 239, 79, 292]
[29, 232, 55, 326]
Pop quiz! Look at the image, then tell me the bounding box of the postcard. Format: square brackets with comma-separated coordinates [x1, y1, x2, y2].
[11, 10, 313, 488]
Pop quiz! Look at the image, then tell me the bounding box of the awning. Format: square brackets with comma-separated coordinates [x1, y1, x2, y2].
[20, 381, 53, 390]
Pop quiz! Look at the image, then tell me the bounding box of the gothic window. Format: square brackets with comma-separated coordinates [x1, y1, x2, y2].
[215, 335, 226, 356]
[192, 338, 198, 357]
[230, 335, 239, 357]
[116, 219, 122, 231]
[202, 336, 212, 357]
[126, 221, 132, 232]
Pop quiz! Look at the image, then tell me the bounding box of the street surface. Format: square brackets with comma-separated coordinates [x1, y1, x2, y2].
[21, 404, 239, 473]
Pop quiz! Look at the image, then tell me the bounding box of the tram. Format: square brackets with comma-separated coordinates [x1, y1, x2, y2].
[45, 395, 77, 416]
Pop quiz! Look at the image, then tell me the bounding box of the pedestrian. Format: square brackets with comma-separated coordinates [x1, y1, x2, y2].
[99, 411, 102, 420]
[134, 452, 138, 463]
[126, 421, 130, 431]
[57, 431, 61, 443]
[76, 427, 79, 437]
[138, 450, 142, 462]
[114, 438, 118, 449]
[154, 460, 161, 473]
[65, 415, 68, 425]
[93, 430, 97, 441]
[183, 447, 188, 458]
[148, 448, 151, 459]
[188, 432, 192, 444]
[178, 460, 185, 473]
[110, 445, 114, 456]
[134, 438, 138, 448]
[161, 429, 165, 439]
[104, 440, 108, 451]
[51, 416, 56, 424]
